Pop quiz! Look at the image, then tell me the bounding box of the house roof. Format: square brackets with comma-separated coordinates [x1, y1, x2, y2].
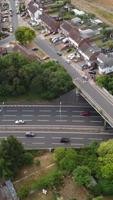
[27, 1, 39, 14]
[13, 44, 39, 61]
[79, 40, 100, 59]
[40, 12, 60, 32]
[60, 21, 74, 33]
[69, 28, 82, 44]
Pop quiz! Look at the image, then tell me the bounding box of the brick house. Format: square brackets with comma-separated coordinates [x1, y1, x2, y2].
[40, 12, 60, 33]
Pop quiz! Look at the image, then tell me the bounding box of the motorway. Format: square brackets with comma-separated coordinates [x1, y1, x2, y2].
[0, 130, 113, 149]
[0, 103, 104, 127]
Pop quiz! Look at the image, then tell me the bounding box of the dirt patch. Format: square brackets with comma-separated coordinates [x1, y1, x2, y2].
[60, 177, 89, 200]
[14, 153, 55, 190]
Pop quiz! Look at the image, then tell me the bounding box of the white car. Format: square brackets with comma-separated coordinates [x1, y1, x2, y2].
[25, 132, 35, 137]
[15, 120, 25, 124]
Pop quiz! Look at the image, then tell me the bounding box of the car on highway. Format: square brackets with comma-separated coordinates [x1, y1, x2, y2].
[60, 137, 70, 143]
[80, 111, 91, 116]
[25, 132, 35, 137]
[15, 120, 25, 124]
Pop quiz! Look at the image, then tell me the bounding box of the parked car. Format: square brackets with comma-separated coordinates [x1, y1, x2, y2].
[15, 120, 25, 124]
[57, 51, 62, 56]
[80, 111, 91, 116]
[80, 64, 89, 70]
[60, 137, 70, 143]
[32, 47, 38, 51]
[25, 132, 35, 137]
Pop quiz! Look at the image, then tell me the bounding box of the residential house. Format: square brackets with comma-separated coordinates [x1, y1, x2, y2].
[79, 40, 100, 66]
[13, 44, 40, 61]
[40, 12, 60, 33]
[60, 21, 88, 48]
[27, 0, 42, 22]
[97, 53, 113, 74]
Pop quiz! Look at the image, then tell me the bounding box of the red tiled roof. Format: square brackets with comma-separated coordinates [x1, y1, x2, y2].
[40, 12, 60, 32]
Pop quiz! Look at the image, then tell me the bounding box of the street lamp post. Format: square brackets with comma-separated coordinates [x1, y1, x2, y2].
[59, 101, 62, 121]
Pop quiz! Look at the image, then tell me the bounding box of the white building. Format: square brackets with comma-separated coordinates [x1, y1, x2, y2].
[97, 53, 113, 74]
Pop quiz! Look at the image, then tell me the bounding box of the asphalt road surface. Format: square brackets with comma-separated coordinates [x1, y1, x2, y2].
[0, 104, 104, 127]
[9, 0, 18, 31]
[0, 130, 113, 149]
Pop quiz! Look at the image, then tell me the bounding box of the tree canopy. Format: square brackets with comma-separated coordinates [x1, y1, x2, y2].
[73, 165, 91, 186]
[0, 52, 74, 100]
[0, 136, 33, 180]
[97, 140, 113, 179]
[96, 75, 113, 95]
[54, 148, 77, 173]
[15, 26, 36, 45]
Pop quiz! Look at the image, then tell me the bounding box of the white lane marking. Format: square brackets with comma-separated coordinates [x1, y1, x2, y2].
[35, 137, 45, 139]
[3, 115, 16, 117]
[22, 110, 34, 112]
[55, 115, 68, 117]
[32, 142, 45, 145]
[22, 115, 33, 117]
[2, 119, 14, 122]
[52, 137, 61, 139]
[6, 110, 17, 112]
[56, 110, 68, 113]
[72, 120, 84, 122]
[52, 143, 62, 145]
[37, 119, 49, 122]
[39, 110, 52, 112]
[71, 143, 84, 146]
[88, 138, 103, 141]
[55, 119, 67, 122]
[24, 120, 32, 122]
[22, 142, 25, 145]
[71, 137, 84, 139]
[38, 115, 50, 117]
[91, 121, 102, 123]
[2, 105, 91, 108]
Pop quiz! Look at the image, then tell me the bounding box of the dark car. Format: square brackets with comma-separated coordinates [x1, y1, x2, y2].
[60, 137, 70, 143]
[80, 64, 89, 70]
[80, 111, 91, 116]
[32, 47, 38, 51]
[25, 132, 35, 137]
[57, 51, 62, 56]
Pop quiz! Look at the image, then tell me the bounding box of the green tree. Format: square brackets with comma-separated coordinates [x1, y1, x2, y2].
[92, 196, 103, 200]
[97, 140, 113, 179]
[73, 166, 91, 186]
[15, 26, 36, 45]
[0, 136, 29, 178]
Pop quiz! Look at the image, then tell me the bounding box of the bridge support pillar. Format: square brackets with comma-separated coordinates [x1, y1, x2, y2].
[75, 88, 80, 96]
[104, 120, 107, 130]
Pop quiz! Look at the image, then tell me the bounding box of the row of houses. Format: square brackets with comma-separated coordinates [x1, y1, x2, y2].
[27, 0, 113, 75]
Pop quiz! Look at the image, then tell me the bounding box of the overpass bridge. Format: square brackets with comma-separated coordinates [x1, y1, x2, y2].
[36, 36, 113, 128]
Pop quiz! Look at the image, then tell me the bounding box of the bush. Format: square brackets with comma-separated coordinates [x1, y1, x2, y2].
[32, 169, 63, 191]
[24, 152, 33, 165]
[34, 159, 40, 166]
[18, 185, 30, 199]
